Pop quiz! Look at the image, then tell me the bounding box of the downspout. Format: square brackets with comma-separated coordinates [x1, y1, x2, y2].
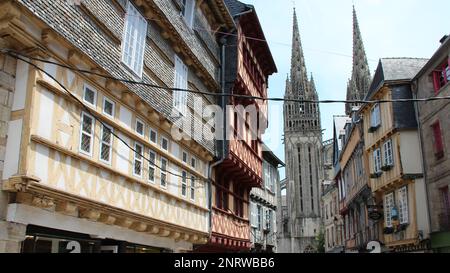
[206, 6, 251, 241]
[412, 81, 432, 244]
[207, 33, 230, 236]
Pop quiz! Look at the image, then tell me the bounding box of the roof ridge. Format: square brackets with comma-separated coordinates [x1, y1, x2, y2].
[381, 57, 429, 60]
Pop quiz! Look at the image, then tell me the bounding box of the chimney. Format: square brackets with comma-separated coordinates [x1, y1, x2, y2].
[440, 35, 449, 44]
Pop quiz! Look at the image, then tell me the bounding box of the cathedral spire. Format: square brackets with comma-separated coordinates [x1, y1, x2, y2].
[346, 5, 372, 115]
[290, 8, 309, 98]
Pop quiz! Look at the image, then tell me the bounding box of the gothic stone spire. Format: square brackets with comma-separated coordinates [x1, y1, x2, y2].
[290, 8, 309, 98]
[346, 6, 371, 115]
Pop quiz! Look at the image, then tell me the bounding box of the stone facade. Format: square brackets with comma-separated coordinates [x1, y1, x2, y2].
[281, 9, 323, 253]
[413, 36, 450, 252]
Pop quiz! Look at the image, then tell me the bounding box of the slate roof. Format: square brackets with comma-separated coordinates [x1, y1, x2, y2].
[367, 58, 428, 100]
[223, 0, 252, 16]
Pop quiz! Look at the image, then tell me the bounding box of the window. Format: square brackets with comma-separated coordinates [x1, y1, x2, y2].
[181, 171, 187, 197]
[250, 202, 257, 228]
[384, 192, 395, 227]
[149, 128, 157, 144]
[432, 58, 450, 94]
[135, 119, 145, 137]
[190, 175, 195, 201]
[121, 0, 147, 77]
[373, 148, 382, 174]
[100, 124, 113, 164]
[133, 143, 143, 177]
[441, 187, 450, 214]
[191, 156, 196, 169]
[257, 205, 262, 230]
[266, 209, 272, 231]
[173, 55, 188, 115]
[370, 103, 381, 128]
[148, 150, 156, 183]
[83, 85, 97, 107]
[180, 0, 195, 28]
[398, 187, 409, 224]
[383, 139, 394, 167]
[79, 112, 94, 156]
[182, 151, 188, 164]
[102, 97, 115, 118]
[161, 136, 169, 151]
[160, 157, 168, 188]
[432, 121, 445, 159]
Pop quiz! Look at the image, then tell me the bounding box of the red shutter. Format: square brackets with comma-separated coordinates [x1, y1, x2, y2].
[433, 121, 444, 157]
[433, 71, 441, 94]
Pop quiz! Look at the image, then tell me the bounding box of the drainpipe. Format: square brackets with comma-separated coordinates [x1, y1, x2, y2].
[412, 81, 432, 244]
[206, 33, 231, 236]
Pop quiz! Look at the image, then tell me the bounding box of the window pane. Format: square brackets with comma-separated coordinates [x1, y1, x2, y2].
[81, 134, 91, 153]
[84, 87, 95, 105]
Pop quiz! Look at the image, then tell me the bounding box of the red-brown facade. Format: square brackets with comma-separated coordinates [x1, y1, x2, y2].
[196, 1, 276, 252]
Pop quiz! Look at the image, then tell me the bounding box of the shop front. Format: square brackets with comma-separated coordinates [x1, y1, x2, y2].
[21, 225, 167, 253]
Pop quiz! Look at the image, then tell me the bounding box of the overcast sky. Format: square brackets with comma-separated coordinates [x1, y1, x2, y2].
[246, 0, 450, 179]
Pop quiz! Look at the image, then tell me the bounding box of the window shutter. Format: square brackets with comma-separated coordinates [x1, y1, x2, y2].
[398, 187, 409, 224]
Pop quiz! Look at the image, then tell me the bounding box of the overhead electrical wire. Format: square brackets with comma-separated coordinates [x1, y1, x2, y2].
[3, 50, 207, 185]
[4, 49, 450, 105]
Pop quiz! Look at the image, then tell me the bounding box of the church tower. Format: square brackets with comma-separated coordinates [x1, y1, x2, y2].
[282, 9, 324, 253]
[346, 6, 371, 115]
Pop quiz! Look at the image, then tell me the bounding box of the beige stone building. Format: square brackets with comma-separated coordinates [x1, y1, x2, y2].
[0, 0, 234, 253]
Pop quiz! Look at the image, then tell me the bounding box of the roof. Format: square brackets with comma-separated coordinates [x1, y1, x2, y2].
[224, 0, 278, 75]
[224, 0, 251, 16]
[367, 58, 429, 100]
[414, 35, 450, 80]
[262, 143, 285, 167]
[333, 116, 351, 151]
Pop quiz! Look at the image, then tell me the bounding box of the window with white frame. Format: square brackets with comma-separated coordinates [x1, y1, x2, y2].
[133, 143, 143, 177]
[80, 112, 94, 156]
[398, 186, 409, 224]
[161, 136, 169, 151]
[180, 0, 195, 28]
[250, 202, 257, 228]
[384, 192, 395, 227]
[160, 157, 168, 188]
[83, 85, 97, 107]
[383, 139, 394, 167]
[181, 170, 187, 197]
[135, 119, 145, 137]
[373, 148, 382, 174]
[370, 103, 381, 128]
[100, 124, 113, 164]
[190, 175, 195, 201]
[182, 151, 188, 164]
[257, 205, 262, 230]
[102, 97, 115, 118]
[148, 150, 156, 183]
[191, 156, 196, 169]
[149, 127, 157, 144]
[265, 209, 272, 231]
[121, 0, 148, 77]
[173, 55, 188, 115]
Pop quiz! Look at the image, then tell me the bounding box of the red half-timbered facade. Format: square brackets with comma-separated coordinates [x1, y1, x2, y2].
[195, 0, 277, 252]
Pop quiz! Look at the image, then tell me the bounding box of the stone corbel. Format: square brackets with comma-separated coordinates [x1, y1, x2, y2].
[2, 175, 40, 193]
[55, 201, 78, 215]
[99, 214, 117, 226]
[158, 228, 171, 237]
[79, 208, 101, 221]
[121, 91, 135, 106]
[160, 117, 171, 132]
[135, 99, 147, 115]
[147, 225, 160, 235]
[130, 222, 147, 232]
[0, 1, 23, 33]
[189, 234, 199, 243]
[31, 195, 55, 209]
[116, 218, 134, 229]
